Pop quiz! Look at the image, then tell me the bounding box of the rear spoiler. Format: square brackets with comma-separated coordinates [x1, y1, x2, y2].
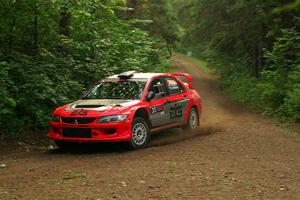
[171, 73, 193, 89]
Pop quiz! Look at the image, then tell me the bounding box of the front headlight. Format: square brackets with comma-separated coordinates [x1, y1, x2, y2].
[97, 115, 127, 124]
[52, 114, 60, 122]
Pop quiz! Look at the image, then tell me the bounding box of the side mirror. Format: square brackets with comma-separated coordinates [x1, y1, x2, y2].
[146, 91, 155, 101]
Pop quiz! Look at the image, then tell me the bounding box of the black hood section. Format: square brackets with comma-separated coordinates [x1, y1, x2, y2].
[75, 105, 105, 109]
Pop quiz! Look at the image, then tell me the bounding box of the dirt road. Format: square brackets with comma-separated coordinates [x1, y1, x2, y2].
[0, 55, 299, 200]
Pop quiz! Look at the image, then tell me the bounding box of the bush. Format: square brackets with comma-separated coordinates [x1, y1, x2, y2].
[0, 0, 170, 136]
[207, 24, 300, 122]
[279, 65, 300, 121]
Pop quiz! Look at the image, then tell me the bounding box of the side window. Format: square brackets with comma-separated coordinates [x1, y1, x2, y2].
[148, 78, 167, 99]
[164, 77, 184, 95]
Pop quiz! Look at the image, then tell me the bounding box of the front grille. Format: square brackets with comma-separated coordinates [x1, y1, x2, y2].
[62, 128, 92, 138]
[61, 117, 96, 124]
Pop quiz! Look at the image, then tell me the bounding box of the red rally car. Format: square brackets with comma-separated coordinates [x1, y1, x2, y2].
[48, 71, 202, 149]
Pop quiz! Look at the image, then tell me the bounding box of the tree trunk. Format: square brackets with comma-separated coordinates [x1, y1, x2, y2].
[59, 7, 71, 55]
[126, 0, 137, 19]
[255, 40, 262, 78]
[59, 8, 71, 37]
[32, 3, 38, 55]
[8, 1, 17, 51]
[8, 17, 16, 50]
[166, 42, 172, 58]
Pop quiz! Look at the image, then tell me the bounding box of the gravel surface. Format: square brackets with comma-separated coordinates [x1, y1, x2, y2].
[0, 55, 299, 200]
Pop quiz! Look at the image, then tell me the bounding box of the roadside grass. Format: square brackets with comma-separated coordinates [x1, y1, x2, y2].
[174, 52, 212, 74]
[152, 63, 175, 73]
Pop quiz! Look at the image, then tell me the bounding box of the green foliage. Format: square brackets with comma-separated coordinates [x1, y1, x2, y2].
[253, 26, 300, 121]
[0, 0, 170, 135]
[173, 0, 300, 122]
[210, 25, 300, 122]
[274, 0, 300, 12]
[125, 0, 181, 55]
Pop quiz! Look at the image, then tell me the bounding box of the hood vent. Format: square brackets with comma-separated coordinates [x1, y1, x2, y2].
[75, 105, 104, 108]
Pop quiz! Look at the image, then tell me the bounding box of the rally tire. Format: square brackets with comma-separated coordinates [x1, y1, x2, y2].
[182, 107, 199, 131]
[129, 117, 150, 150]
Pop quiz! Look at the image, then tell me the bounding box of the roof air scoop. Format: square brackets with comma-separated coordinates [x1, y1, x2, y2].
[117, 71, 135, 79]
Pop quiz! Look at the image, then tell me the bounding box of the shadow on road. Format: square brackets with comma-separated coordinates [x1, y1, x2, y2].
[45, 125, 221, 155]
[46, 142, 130, 155]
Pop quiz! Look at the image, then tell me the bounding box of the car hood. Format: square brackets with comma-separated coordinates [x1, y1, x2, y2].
[58, 99, 140, 117]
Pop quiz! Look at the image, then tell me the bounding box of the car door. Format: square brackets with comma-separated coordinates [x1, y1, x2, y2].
[147, 78, 171, 127]
[163, 76, 189, 124]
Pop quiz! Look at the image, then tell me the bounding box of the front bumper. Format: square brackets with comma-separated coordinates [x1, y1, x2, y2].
[48, 121, 132, 142]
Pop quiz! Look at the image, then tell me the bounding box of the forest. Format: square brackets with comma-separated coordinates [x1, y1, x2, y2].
[173, 0, 300, 122]
[0, 0, 299, 137]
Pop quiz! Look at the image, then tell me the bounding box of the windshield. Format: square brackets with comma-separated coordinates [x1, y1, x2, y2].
[82, 80, 147, 100]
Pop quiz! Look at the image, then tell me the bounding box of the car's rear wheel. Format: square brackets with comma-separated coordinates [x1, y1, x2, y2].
[182, 107, 199, 130]
[129, 117, 150, 149]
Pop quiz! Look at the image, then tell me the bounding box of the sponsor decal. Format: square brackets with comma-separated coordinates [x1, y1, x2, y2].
[70, 109, 88, 116]
[150, 104, 165, 114]
[170, 104, 183, 119]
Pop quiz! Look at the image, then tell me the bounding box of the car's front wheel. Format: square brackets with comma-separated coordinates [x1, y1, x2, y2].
[129, 117, 150, 149]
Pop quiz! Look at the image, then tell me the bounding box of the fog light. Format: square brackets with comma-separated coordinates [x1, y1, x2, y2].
[51, 126, 60, 134]
[103, 128, 117, 134]
[93, 132, 100, 136]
